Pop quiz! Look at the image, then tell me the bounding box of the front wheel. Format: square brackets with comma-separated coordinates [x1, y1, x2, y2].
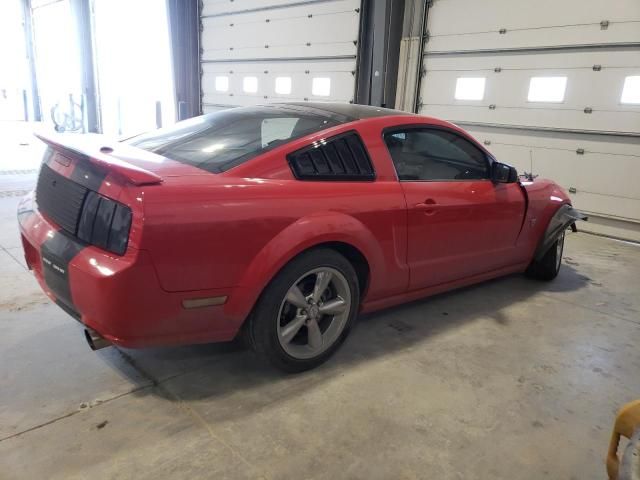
[526, 230, 565, 281]
[246, 249, 360, 372]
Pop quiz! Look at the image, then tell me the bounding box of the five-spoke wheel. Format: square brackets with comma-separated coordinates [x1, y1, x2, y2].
[246, 249, 359, 372]
[277, 267, 351, 360]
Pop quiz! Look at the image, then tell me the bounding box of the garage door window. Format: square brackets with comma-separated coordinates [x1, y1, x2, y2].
[243, 77, 258, 93]
[215, 76, 229, 92]
[312, 78, 331, 96]
[621, 76, 640, 105]
[384, 128, 489, 181]
[527, 76, 567, 103]
[275, 77, 292, 95]
[455, 77, 486, 101]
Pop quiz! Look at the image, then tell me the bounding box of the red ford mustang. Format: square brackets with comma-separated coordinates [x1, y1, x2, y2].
[18, 103, 585, 371]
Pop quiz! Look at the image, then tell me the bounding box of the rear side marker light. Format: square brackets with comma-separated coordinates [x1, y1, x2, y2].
[182, 296, 228, 309]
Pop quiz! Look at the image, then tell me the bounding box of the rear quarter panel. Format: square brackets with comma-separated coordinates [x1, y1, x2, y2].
[138, 119, 410, 314]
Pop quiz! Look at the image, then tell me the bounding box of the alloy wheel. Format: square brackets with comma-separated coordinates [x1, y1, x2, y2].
[277, 267, 351, 360]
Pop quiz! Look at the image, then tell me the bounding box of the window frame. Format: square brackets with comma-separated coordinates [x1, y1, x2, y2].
[287, 130, 376, 182]
[381, 124, 494, 183]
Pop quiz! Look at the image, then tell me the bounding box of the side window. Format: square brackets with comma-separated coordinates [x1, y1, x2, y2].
[384, 128, 489, 181]
[287, 131, 375, 181]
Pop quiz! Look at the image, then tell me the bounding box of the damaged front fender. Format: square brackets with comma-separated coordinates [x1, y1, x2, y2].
[534, 204, 588, 261]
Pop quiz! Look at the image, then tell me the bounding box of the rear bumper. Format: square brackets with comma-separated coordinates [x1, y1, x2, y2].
[18, 192, 241, 348]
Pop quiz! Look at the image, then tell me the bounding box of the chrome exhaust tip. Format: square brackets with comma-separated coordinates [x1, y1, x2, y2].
[84, 328, 111, 351]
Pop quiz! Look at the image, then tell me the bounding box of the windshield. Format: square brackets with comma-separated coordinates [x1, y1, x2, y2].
[127, 105, 341, 173]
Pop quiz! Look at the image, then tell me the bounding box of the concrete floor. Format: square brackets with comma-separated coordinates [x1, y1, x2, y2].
[1, 139, 639, 479]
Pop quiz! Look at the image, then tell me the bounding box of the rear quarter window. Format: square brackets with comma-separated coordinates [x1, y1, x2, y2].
[287, 131, 375, 181]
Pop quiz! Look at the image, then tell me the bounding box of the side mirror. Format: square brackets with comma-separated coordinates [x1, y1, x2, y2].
[491, 162, 518, 183]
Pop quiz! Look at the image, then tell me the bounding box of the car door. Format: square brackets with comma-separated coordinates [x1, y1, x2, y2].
[383, 126, 526, 290]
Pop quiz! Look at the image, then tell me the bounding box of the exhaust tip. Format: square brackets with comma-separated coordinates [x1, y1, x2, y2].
[84, 328, 111, 351]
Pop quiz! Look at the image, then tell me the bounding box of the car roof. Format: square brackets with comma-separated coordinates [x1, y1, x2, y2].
[270, 102, 415, 122]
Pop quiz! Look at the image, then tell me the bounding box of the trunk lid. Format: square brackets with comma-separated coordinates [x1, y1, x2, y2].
[35, 133, 211, 184]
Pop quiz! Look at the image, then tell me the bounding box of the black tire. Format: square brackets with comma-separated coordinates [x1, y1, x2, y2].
[526, 230, 565, 281]
[245, 248, 360, 373]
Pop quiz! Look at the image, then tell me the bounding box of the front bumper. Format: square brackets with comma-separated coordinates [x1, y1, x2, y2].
[18, 193, 239, 348]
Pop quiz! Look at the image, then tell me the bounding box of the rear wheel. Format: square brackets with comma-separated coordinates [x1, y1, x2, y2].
[247, 249, 360, 372]
[526, 230, 565, 281]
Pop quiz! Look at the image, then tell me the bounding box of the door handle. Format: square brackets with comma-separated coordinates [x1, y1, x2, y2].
[415, 198, 438, 215]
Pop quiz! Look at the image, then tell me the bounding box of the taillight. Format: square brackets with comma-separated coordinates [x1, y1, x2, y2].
[77, 191, 132, 255]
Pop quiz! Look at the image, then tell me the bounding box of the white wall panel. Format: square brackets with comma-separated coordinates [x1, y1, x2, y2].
[415, 0, 640, 240]
[200, 0, 361, 110]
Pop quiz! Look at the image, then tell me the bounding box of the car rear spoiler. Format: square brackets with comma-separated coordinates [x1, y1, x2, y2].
[534, 204, 588, 261]
[35, 133, 163, 186]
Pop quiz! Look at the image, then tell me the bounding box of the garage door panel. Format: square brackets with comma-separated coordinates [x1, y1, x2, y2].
[202, 60, 356, 106]
[422, 104, 638, 134]
[427, 0, 640, 52]
[202, 41, 357, 62]
[200, 0, 360, 109]
[421, 50, 640, 133]
[428, 23, 640, 53]
[201, 0, 359, 17]
[201, 1, 360, 61]
[414, 0, 639, 239]
[202, 0, 298, 16]
[465, 127, 640, 221]
[567, 192, 640, 226]
[424, 50, 640, 72]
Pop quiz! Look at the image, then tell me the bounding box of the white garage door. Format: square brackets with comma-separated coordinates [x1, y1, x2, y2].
[200, 0, 361, 112]
[417, 0, 640, 241]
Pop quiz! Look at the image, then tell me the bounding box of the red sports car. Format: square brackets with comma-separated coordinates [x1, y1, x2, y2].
[18, 103, 585, 371]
